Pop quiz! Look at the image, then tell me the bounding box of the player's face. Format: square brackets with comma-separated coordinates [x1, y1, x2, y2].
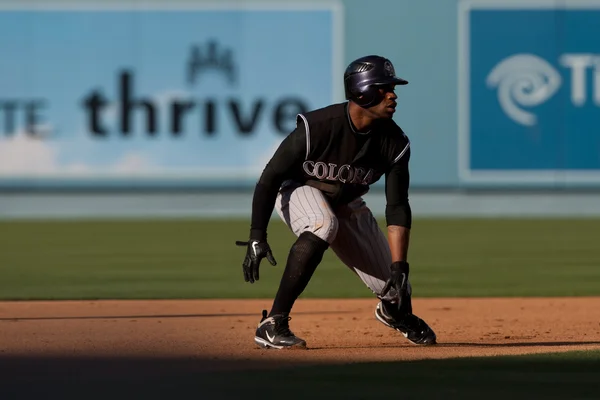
[369, 84, 398, 119]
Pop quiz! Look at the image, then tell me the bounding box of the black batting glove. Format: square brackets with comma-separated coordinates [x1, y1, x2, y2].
[381, 261, 410, 311]
[235, 240, 277, 283]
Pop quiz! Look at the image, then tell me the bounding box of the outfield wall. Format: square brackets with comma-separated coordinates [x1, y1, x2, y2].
[3, 191, 600, 219]
[1, 1, 599, 212]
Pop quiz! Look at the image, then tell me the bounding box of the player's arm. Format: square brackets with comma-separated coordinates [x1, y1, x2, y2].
[380, 145, 413, 301]
[249, 123, 306, 241]
[236, 123, 306, 283]
[388, 225, 410, 262]
[384, 146, 412, 262]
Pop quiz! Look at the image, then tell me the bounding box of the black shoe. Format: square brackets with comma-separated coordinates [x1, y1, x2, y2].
[254, 310, 307, 349]
[375, 301, 437, 345]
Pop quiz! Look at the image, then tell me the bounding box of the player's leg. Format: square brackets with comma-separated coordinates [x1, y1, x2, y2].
[270, 181, 338, 315]
[329, 198, 436, 345]
[254, 181, 336, 349]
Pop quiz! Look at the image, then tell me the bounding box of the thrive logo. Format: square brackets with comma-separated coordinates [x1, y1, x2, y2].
[80, 39, 308, 137]
[487, 53, 600, 126]
[187, 39, 236, 86]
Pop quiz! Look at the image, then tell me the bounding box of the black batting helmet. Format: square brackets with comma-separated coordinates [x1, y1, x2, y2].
[344, 55, 408, 108]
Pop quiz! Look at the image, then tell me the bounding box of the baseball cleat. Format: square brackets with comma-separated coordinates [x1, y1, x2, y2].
[254, 310, 307, 350]
[375, 301, 437, 345]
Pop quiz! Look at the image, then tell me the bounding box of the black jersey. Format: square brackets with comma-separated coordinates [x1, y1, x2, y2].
[250, 102, 412, 241]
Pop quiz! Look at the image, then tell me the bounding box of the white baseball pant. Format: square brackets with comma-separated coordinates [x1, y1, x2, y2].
[274, 181, 410, 302]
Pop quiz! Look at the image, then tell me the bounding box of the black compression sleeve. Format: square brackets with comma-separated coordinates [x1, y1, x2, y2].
[384, 148, 412, 229]
[249, 124, 306, 241]
[250, 182, 280, 241]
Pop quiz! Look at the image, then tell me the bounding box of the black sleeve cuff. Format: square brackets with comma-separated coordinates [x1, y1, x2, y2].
[385, 202, 412, 229]
[250, 228, 267, 242]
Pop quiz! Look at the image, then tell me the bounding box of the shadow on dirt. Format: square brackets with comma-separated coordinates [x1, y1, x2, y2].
[1, 350, 599, 400]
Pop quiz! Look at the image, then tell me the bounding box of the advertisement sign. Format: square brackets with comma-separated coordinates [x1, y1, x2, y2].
[0, 2, 343, 187]
[458, 1, 600, 186]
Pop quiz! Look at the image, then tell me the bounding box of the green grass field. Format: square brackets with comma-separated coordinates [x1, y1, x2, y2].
[0, 218, 599, 300]
[1, 218, 599, 399]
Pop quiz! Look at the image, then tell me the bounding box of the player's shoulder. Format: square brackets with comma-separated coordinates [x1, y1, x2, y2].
[376, 118, 410, 146]
[297, 102, 347, 125]
[375, 119, 411, 165]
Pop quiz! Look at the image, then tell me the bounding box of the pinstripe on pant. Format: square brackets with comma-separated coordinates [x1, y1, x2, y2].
[274, 181, 410, 302]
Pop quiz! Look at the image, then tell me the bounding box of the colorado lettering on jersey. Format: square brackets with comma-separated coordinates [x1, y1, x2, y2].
[302, 161, 375, 185]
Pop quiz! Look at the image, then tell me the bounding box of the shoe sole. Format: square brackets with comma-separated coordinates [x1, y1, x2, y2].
[254, 336, 307, 350]
[375, 305, 437, 346]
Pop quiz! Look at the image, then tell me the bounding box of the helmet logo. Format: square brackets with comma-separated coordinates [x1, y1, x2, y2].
[355, 62, 373, 73]
[384, 60, 395, 76]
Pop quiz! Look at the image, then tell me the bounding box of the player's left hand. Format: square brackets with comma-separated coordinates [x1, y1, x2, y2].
[235, 240, 277, 283]
[381, 261, 410, 310]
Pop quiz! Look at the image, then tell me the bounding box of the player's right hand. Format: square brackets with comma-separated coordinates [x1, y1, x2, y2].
[381, 261, 410, 310]
[235, 240, 277, 283]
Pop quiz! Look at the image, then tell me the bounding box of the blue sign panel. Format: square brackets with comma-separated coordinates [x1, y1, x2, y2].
[458, 1, 600, 186]
[0, 2, 342, 188]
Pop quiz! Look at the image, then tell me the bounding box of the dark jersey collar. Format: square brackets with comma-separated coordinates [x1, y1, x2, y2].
[345, 102, 371, 135]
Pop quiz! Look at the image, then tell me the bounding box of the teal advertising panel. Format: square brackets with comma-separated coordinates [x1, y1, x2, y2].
[0, 2, 343, 188]
[459, 0, 600, 187]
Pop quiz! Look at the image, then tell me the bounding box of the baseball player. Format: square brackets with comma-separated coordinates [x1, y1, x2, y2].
[236, 55, 437, 349]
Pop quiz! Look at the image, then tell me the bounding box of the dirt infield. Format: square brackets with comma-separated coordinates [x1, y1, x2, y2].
[1, 297, 599, 375]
